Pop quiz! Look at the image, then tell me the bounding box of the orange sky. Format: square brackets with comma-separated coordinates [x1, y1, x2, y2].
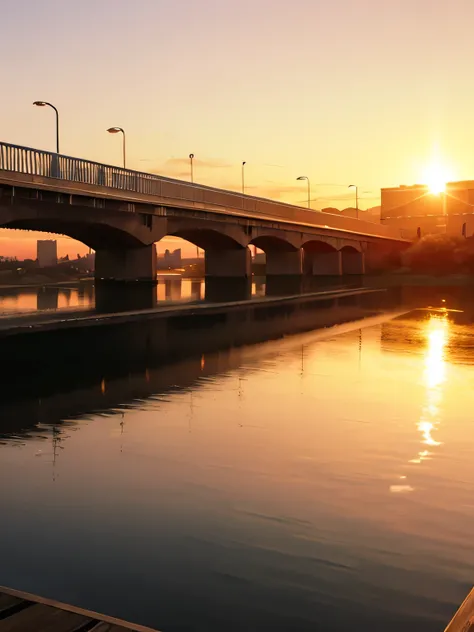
[0, 230, 187, 260]
[1, 0, 473, 258]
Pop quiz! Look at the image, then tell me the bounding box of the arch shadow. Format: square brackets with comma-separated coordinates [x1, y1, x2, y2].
[249, 235, 299, 252]
[3, 219, 145, 251]
[167, 228, 245, 251]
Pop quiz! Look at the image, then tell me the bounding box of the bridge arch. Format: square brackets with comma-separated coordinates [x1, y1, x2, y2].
[2, 218, 146, 251]
[249, 234, 300, 252]
[166, 228, 246, 251]
[340, 245, 365, 275]
[302, 240, 341, 276]
[161, 227, 250, 278]
[0, 204, 161, 251]
[339, 240, 362, 253]
[0, 203, 168, 282]
[248, 235, 302, 275]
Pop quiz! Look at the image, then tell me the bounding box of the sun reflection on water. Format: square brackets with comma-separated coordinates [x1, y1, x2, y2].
[419, 313, 449, 448]
[390, 313, 450, 493]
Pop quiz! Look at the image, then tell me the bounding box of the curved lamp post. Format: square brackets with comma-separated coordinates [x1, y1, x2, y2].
[297, 176, 311, 209]
[107, 127, 126, 168]
[242, 161, 246, 194]
[33, 101, 59, 154]
[189, 153, 195, 183]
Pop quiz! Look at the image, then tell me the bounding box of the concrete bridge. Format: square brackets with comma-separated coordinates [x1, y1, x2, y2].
[0, 142, 408, 282]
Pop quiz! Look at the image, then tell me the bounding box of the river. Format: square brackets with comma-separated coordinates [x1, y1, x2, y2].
[0, 300, 473, 631]
[0, 276, 268, 314]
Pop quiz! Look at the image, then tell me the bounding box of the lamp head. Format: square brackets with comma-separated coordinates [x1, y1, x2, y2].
[297, 176, 308, 181]
[189, 153, 194, 159]
[107, 127, 123, 134]
[33, 101, 47, 107]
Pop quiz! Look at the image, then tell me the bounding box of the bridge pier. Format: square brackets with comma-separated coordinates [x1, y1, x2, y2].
[204, 277, 251, 302]
[341, 250, 365, 275]
[265, 275, 303, 296]
[95, 244, 157, 282]
[265, 250, 303, 276]
[95, 281, 157, 311]
[305, 251, 342, 276]
[205, 247, 251, 278]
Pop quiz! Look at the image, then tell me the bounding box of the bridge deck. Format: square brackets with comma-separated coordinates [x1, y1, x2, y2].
[0, 141, 407, 243]
[0, 586, 159, 632]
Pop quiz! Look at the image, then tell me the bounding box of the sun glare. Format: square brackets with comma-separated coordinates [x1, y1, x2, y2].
[423, 162, 450, 195]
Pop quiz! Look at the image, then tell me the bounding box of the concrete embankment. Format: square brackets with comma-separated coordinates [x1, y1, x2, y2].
[0, 288, 399, 380]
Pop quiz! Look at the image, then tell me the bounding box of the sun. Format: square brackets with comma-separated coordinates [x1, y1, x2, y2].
[423, 162, 450, 195]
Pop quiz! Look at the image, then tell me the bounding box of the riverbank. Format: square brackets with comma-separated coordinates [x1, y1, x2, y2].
[0, 287, 396, 388]
[0, 287, 386, 337]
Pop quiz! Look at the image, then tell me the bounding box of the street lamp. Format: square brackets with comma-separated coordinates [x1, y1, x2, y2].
[107, 127, 126, 168]
[242, 161, 246, 194]
[297, 176, 311, 209]
[33, 101, 59, 154]
[189, 154, 195, 183]
[348, 184, 358, 218]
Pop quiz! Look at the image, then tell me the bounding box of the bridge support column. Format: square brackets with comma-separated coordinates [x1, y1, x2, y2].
[266, 250, 303, 276]
[341, 250, 365, 275]
[95, 244, 157, 282]
[95, 282, 157, 311]
[306, 251, 342, 275]
[205, 247, 251, 278]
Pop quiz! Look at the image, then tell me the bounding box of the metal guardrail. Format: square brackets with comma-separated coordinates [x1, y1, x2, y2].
[0, 141, 405, 241]
[0, 141, 172, 195]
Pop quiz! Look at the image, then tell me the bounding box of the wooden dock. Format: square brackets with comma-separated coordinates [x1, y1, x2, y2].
[1, 583, 471, 630]
[0, 586, 160, 632]
[445, 587, 474, 632]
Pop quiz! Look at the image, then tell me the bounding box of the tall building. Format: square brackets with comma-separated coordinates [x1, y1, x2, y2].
[37, 240, 58, 267]
[381, 181, 474, 239]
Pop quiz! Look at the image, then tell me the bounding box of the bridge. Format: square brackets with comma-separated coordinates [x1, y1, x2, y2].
[0, 142, 408, 282]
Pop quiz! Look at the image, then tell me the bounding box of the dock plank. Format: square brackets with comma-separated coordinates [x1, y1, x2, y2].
[91, 624, 140, 632]
[0, 603, 92, 631]
[445, 587, 474, 632]
[0, 595, 25, 614]
[0, 587, 159, 632]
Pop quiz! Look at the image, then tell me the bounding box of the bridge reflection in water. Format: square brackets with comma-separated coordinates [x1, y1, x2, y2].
[0, 275, 366, 315]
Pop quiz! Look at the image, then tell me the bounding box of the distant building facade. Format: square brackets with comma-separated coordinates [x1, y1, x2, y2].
[160, 248, 182, 269]
[381, 181, 474, 239]
[37, 240, 58, 267]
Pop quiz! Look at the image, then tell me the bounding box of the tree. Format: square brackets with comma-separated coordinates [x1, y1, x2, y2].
[402, 234, 463, 274]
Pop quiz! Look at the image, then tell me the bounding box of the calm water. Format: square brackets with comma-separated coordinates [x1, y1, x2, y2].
[0, 309, 473, 631]
[0, 277, 267, 314]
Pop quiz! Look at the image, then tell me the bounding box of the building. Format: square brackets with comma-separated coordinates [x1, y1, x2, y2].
[162, 248, 182, 269]
[37, 240, 57, 267]
[381, 181, 474, 239]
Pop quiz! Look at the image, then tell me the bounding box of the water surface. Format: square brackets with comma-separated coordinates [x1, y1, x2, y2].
[0, 276, 268, 315]
[0, 309, 472, 631]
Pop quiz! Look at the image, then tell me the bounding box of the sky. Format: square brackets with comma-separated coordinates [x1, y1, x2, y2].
[1, 0, 474, 258]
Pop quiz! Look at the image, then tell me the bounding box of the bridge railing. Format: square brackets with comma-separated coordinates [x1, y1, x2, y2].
[0, 141, 405, 241]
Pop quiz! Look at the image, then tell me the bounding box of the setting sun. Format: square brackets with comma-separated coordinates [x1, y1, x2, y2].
[423, 162, 451, 195]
